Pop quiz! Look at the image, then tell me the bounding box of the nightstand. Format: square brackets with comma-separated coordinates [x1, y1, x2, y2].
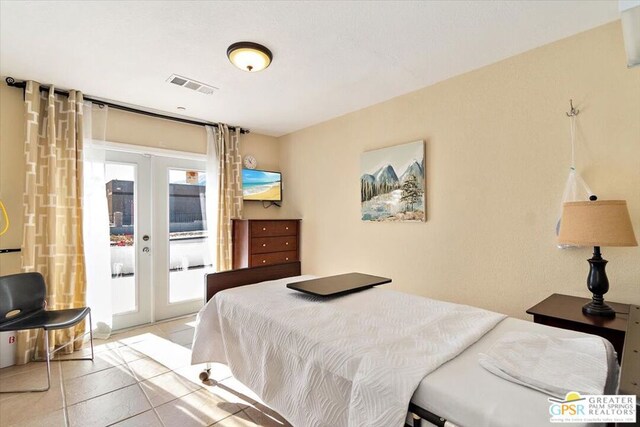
[526, 293, 630, 363]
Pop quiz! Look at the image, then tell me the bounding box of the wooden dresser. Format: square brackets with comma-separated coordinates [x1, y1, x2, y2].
[232, 219, 300, 269]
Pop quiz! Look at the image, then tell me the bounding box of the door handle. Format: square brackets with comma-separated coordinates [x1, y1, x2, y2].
[142, 247, 150, 253]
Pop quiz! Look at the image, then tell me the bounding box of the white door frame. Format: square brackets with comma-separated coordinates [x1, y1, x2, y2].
[106, 151, 153, 331]
[152, 156, 208, 321]
[105, 146, 208, 330]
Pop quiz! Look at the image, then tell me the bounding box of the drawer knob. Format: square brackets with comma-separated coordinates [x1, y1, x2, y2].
[285, 257, 289, 261]
[285, 242, 289, 245]
[262, 243, 267, 247]
[285, 227, 289, 230]
[262, 260, 266, 263]
[262, 227, 266, 231]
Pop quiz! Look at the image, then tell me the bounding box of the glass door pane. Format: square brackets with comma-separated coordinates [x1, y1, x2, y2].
[168, 169, 211, 303]
[105, 151, 152, 331]
[153, 157, 209, 321]
[106, 163, 137, 314]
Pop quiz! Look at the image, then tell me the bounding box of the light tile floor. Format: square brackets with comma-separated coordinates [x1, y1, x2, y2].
[0, 315, 292, 427]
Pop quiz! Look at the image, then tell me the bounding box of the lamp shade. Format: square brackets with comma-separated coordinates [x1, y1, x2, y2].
[558, 200, 638, 247]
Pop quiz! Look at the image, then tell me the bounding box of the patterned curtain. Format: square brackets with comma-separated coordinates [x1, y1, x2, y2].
[17, 81, 87, 364]
[214, 124, 243, 271]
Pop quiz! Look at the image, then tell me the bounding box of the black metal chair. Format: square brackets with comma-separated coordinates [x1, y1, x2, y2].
[0, 272, 94, 392]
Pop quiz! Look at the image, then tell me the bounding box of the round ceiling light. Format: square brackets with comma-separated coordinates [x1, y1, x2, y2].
[227, 42, 273, 72]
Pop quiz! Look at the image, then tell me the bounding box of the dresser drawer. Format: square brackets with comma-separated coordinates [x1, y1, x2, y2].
[232, 219, 301, 270]
[251, 236, 297, 254]
[250, 251, 298, 267]
[251, 220, 298, 237]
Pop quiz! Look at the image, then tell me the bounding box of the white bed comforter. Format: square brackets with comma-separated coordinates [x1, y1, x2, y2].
[191, 276, 506, 427]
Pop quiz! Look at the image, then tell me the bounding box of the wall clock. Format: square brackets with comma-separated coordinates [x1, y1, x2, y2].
[243, 155, 257, 169]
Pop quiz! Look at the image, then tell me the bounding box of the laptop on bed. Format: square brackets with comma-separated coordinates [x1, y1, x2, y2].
[286, 273, 391, 297]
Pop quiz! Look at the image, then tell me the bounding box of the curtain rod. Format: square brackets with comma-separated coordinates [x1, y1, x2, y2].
[0, 248, 21, 254]
[5, 77, 250, 134]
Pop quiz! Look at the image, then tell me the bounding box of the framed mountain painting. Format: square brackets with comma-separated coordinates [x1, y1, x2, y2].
[360, 140, 425, 222]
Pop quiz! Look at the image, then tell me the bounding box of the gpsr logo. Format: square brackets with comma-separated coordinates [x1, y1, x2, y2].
[548, 392, 636, 423]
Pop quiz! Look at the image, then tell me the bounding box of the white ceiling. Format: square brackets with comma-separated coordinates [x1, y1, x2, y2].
[0, 1, 620, 136]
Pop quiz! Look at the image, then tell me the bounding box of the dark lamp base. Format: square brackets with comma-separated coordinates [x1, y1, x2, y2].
[582, 301, 616, 318]
[582, 246, 615, 318]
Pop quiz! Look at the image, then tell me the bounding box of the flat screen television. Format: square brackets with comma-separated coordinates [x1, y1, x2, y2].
[242, 169, 282, 201]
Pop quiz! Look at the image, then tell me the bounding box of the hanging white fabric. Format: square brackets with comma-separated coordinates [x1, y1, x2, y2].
[82, 102, 113, 338]
[556, 113, 593, 249]
[205, 125, 219, 270]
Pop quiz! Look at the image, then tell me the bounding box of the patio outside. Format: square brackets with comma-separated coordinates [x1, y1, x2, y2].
[108, 169, 212, 315]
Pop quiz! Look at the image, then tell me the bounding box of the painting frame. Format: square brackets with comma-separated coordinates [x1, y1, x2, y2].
[360, 140, 426, 222]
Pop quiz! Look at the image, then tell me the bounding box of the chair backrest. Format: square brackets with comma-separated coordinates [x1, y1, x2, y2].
[0, 272, 46, 324]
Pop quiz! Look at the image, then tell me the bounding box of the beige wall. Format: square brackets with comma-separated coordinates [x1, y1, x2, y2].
[105, 108, 207, 153]
[238, 131, 285, 219]
[278, 21, 640, 318]
[0, 84, 25, 275]
[0, 84, 280, 275]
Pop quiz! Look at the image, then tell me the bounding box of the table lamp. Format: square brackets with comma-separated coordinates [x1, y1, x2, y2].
[558, 198, 637, 318]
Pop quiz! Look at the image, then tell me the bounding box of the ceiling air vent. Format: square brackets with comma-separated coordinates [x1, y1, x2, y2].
[167, 74, 218, 95]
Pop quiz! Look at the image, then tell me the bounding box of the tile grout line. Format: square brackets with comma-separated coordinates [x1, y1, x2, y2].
[124, 346, 166, 427]
[59, 349, 127, 382]
[0, 350, 93, 382]
[110, 314, 196, 337]
[2, 362, 70, 426]
[66, 355, 149, 427]
[136, 385, 167, 427]
[207, 406, 249, 427]
[59, 362, 70, 427]
[0, 357, 70, 381]
[0, 320, 203, 426]
[63, 350, 145, 409]
[63, 341, 191, 411]
[101, 384, 162, 427]
[123, 347, 237, 425]
[35, 318, 240, 426]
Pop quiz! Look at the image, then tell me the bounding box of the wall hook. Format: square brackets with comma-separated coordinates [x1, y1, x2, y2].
[566, 99, 579, 117]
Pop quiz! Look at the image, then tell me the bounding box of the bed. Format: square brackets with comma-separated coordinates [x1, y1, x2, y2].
[191, 262, 639, 427]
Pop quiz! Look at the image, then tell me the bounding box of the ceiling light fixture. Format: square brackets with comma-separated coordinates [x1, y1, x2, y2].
[227, 42, 273, 72]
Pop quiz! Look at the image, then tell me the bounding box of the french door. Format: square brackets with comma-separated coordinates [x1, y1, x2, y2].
[152, 156, 211, 320]
[105, 150, 210, 330]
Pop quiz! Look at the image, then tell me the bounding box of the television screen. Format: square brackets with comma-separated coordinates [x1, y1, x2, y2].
[242, 169, 282, 201]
